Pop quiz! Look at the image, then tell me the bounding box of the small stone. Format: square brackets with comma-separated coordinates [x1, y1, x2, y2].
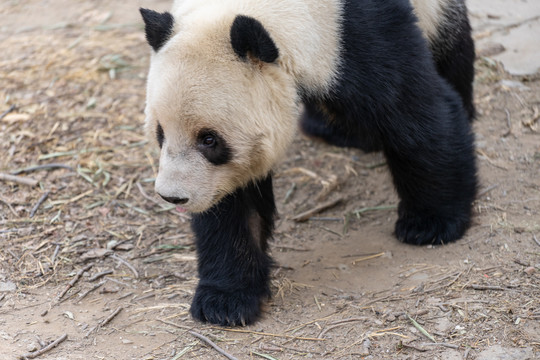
[434, 317, 453, 333]
[63, 311, 74, 320]
[0, 281, 17, 292]
[122, 339, 133, 344]
[26, 342, 39, 352]
[524, 267, 536, 276]
[477, 42, 505, 57]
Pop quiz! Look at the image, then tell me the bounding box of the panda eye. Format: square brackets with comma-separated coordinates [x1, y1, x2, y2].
[201, 134, 216, 147]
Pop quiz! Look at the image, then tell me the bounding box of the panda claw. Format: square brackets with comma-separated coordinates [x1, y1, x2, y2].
[396, 212, 470, 246]
[190, 284, 264, 326]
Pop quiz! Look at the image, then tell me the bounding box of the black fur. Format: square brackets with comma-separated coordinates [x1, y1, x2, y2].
[190, 174, 275, 326]
[140, 8, 174, 52]
[430, 1, 476, 120]
[196, 129, 232, 166]
[156, 123, 164, 148]
[300, 0, 477, 245]
[230, 15, 279, 63]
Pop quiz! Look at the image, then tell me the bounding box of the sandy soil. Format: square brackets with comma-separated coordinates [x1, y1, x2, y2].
[1, 1, 539, 359]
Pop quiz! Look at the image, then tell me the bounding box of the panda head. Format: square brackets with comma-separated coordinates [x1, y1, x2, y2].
[140, 8, 299, 212]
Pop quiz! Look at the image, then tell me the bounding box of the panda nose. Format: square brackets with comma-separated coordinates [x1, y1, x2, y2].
[159, 194, 189, 205]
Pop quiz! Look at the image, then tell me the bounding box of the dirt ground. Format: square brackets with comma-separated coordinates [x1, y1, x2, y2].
[1, 1, 539, 359]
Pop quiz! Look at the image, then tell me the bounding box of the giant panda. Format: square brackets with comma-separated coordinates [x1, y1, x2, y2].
[140, 0, 477, 326]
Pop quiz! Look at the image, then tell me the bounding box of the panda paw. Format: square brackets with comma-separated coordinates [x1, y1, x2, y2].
[190, 285, 266, 326]
[395, 211, 470, 246]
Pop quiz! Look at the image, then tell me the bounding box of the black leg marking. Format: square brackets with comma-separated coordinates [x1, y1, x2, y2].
[305, 0, 477, 245]
[383, 88, 477, 245]
[190, 174, 275, 326]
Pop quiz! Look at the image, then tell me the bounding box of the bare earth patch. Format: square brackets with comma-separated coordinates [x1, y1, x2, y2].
[1, 1, 539, 359]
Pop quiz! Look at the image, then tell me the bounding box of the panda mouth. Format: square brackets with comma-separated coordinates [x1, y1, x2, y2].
[176, 206, 188, 213]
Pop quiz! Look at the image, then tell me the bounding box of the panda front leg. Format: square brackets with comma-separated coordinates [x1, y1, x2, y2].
[381, 95, 477, 245]
[189, 174, 275, 326]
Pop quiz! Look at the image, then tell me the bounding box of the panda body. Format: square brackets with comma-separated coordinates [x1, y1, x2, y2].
[141, 0, 477, 326]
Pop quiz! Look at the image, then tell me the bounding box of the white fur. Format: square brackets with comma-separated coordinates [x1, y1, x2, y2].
[411, 0, 445, 41]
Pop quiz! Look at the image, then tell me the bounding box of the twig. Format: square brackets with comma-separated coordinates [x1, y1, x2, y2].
[101, 306, 123, 326]
[56, 264, 93, 302]
[20, 333, 67, 359]
[291, 197, 343, 222]
[188, 330, 239, 360]
[329, 317, 375, 326]
[0, 104, 15, 120]
[136, 182, 162, 206]
[502, 108, 512, 137]
[309, 217, 343, 222]
[478, 184, 499, 197]
[468, 284, 505, 291]
[407, 314, 435, 342]
[12, 163, 74, 175]
[400, 342, 427, 352]
[0, 173, 39, 187]
[352, 252, 385, 265]
[319, 323, 352, 338]
[117, 292, 134, 300]
[78, 281, 106, 302]
[476, 149, 509, 170]
[283, 183, 297, 204]
[85, 307, 124, 337]
[274, 244, 311, 252]
[353, 205, 397, 217]
[29, 191, 50, 218]
[88, 269, 113, 282]
[110, 254, 139, 278]
[533, 234, 540, 247]
[252, 352, 279, 360]
[50, 244, 61, 267]
[420, 342, 460, 350]
[34, 335, 46, 348]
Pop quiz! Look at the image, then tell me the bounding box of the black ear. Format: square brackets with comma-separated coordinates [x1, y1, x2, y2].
[140, 8, 175, 52]
[230, 15, 279, 63]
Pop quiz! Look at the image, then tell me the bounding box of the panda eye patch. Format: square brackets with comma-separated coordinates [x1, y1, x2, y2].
[156, 123, 165, 148]
[196, 129, 231, 165]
